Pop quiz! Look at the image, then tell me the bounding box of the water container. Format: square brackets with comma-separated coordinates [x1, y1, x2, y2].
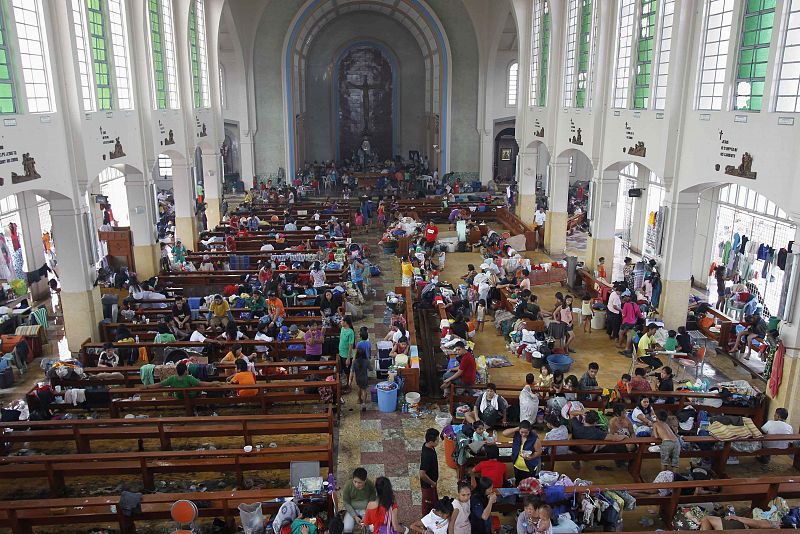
[376, 381, 398, 412]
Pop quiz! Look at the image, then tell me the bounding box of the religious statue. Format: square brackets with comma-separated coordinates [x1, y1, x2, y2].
[200, 123, 208, 137]
[357, 135, 376, 167]
[725, 152, 757, 179]
[11, 153, 41, 184]
[109, 137, 126, 159]
[164, 129, 175, 145]
[570, 128, 583, 145]
[626, 140, 647, 157]
[347, 75, 377, 135]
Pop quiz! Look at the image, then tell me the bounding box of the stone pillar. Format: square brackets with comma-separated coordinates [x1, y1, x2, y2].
[766, 220, 800, 428]
[545, 160, 569, 255]
[125, 172, 159, 279]
[16, 191, 45, 270]
[172, 161, 197, 247]
[50, 198, 103, 351]
[202, 151, 223, 229]
[479, 129, 493, 184]
[586, 170, 618, 270]
[517, 147, 539, 225]
[657, 192, 700, 329]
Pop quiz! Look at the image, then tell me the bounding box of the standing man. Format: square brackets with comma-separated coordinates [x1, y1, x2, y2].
[419, 428, 440, 515]
[606, 285, 623, 342]
[341, 467, 377, 533]
[424, 220, 439, 250]
[534, 207, 547, 250]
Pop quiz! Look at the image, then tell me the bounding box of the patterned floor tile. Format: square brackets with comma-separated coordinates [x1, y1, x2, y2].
[359, 419, 382, 431]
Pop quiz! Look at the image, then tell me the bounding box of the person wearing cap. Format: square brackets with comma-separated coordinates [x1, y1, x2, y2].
[172, 239, 187, 264]
[208, 294, 231, 330]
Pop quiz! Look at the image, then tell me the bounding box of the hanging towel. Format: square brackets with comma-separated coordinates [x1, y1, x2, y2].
[768, 342, 785, 397]
[140, 363, 156, 385]
[30, 307, 48, 329]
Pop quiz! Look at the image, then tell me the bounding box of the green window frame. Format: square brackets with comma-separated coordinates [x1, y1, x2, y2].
[149, 0, 166, 109]
[188, 1, 201, 108]
[575, 0, 592, 108]
[633, 0, 657, 109]
[539, 1, 551, 106]
[734, 0, 775, 111]
[0, 5, 16, 114]
[86, 0, 112, 111]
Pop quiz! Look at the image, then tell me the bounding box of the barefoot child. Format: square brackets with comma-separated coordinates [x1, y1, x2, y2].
[653, 409, 680, 472]
[581, 294, 594, 334]
[349, 348, 370, 411]
[476, 299, 487, 332]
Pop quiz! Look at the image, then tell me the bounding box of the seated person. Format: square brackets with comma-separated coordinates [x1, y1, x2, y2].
[471, 444, 507, 489]
[636, 323, 663, 369]
[341, 467, 377, 534]
[569, 411, 626, 467]
[227, 358, 258, 396]
[143, 361, 218, 398]
[289, 504, 319, 534]
[758, 407, 794, 463]
[97, 343, 119, 367]
[731, 314, 767, 360]
[465, 383, 508, 428]
[441, 342, 476, 393]
[207, 294, 231, 330]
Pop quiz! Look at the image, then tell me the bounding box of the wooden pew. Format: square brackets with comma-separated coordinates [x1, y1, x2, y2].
[51, 360, 338, 389]
[0, 488, 332, 534]
[447, 384, 769, 427]
[458, 433, 800, 483]
[0, 439, 333, 496]
[566, 212, 586, 233]
[98, 318, 339, 342]
[689, 303, 736, 352]
[1, 408, 334, 454]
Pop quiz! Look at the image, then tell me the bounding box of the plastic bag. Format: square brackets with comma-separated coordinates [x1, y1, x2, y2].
[239, 502, 265, 534]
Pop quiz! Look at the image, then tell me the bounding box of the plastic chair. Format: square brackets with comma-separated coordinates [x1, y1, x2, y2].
[171, 499, 198, 533]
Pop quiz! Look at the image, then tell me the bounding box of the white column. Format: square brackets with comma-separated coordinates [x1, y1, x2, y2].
[240, 130, 255, 184]
[545, 160, 570, 255]
[49, 197, 103, 350]
[125, 171, 159, 278]
[16, 191, 45, 270]
[479, 129, 494, 183]
[517, 147, 539, 224]
[202, 151, 223, 229]
[172, 161, 197, 246]
[586, 170, 619, 269]
[658, 191, 701, 329]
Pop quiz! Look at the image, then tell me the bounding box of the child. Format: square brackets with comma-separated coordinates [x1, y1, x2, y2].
[536, 364, 553, 389]
[534, 503, 553, 534]
[277, 325, 291, 342]
[413, 497, 454, 534]
[616, 373, 631, 396]
[446, 351, 459, 371]
[349, 347, 370, 412]
[653, 410, 680, 472]
[581, 294, 594, 334]
[471, 420, 491, 442]
[663, 329, 678, 352]
[290, 504, 319, 534]
[476, 299, 486, 332]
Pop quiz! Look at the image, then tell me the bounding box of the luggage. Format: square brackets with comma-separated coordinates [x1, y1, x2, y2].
[1, 335, 24, 355]
[0, 367, 12, 388]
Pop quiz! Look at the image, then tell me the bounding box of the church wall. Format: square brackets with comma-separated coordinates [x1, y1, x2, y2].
[489, 50, 517, 125]
[303, 13, 426, 163]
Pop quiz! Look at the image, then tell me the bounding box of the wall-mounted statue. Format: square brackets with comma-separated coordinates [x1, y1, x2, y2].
[109, 137, 126, 159]
[534, 127, 544, 137]
[569, 128, 583, 145]
[725, 152, 757, 179]
[199, 123, 208, 137]
[625, 141, 646, 157]
[164, 129, 175, 145]
[11, 153, 40, 184]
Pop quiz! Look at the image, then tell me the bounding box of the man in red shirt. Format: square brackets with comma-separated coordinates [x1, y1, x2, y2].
[472, 444, 507, 489]
[441, 341, 476, 394]
[424, 221, 439, 249]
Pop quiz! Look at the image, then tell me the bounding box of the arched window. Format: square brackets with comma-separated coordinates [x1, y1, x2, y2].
[189, 0, 210, 109]
[98, 167, 129, 226]
[72, 0, 133, 111]
[564, 0, 594, 108]
[148, 0, 179, 110]
[507, 61, 518, 106]
[775, 0, 800, 112]
[697, 0, 735, 111]
[529, 0, 551, 107]
[11, 0, 53, 113]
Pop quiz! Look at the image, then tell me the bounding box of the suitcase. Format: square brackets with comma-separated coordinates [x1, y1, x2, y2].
[1, 335, 24, 355]
[0, 367, 13, 388]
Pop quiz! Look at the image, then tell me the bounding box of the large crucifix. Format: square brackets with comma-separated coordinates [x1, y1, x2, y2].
[347, 75, 377, 134]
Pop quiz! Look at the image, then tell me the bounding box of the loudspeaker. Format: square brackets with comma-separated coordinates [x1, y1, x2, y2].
[628, 188, 643, 198]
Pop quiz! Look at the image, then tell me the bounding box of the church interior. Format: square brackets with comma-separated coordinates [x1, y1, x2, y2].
[0, 0, 799, 532]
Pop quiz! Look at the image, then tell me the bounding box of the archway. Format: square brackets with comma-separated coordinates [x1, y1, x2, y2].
[548, 148, 593, 257]
[494, 126, 518, 183]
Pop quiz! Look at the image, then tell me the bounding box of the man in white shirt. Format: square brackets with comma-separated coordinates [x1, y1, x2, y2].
[284, 220, 297, 231]
[189, 324, 208, 343]
[260, 243, 275, 252]
[533, 207, 547, 250]
[760, 408, 794, 454]
[606, 286, 623, 341]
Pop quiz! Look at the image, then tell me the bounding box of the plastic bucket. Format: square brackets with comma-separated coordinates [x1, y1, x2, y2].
[443, 437, 458, 469]
[370, 385, 378, 403]
[405, 392, 420, 405]
[591, 313, 606, 330]
[546, 354, 574, 374]
[377, 381, 398, 412]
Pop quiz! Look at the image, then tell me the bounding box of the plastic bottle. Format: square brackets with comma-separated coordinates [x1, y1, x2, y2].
[727, 506, 736, 517]
[327, 472, 335, 494]
[135, 335, 140, 343]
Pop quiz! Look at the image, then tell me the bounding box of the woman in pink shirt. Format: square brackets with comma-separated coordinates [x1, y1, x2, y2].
[618, 295, 643, 349]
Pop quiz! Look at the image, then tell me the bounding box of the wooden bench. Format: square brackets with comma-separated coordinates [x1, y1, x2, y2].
[566, 212, 585, 234]
[0, 488, 333, 534]
[0, 439, 333, 497]
[447, 384, 768, 427]
[51, 360, 339, 389]
[458, 433, 800, 482]
[2, 408, 334, 454]
[689, 303, 736, 352]
[98, 318, 339, 342]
